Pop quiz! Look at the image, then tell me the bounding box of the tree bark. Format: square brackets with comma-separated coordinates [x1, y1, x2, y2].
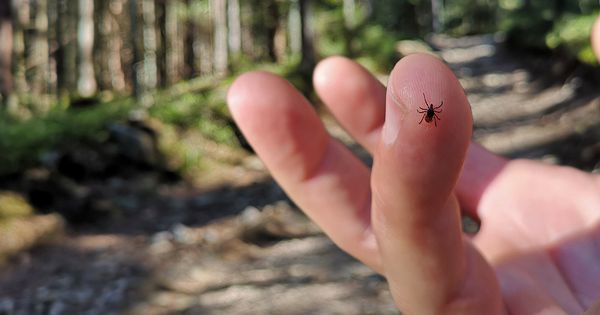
[155, 0, 168, 87]
[142, 0, 157, 87]
[30, 0, 50, 98]
[78, 0, 97, 97]
[128, 0, 142, 99]
[11, 0, 28, 98]
[0, 0, 13, 105]
[107, 0, 126, 92]
[227, 0, 241, 55]
[431, 0, 443, 33]
[166, 0, 182, 83]
[182, 0, 196, 78]
[299, 0, 315, 74]
[54, 0, 78, 98]
[212, 0, 228, 76]
[288, 0, 301, 55]
[264, 1, 279, 61]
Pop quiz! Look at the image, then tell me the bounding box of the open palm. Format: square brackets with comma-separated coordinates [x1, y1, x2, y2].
[227, 53, 600, 314]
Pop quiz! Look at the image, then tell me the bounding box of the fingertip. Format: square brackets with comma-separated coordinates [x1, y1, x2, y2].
[380, 53, 472, 200]
[227, 70, 280, 115]
[313, 55, 349, 89]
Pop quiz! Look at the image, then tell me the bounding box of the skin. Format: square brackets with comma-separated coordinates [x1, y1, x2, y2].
[227, 17, 600, 315]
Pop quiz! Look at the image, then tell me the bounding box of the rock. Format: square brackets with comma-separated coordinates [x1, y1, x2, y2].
[108, 123, 160, 166]
[0, 214, 65, 261]
[172, 224, 198, 245]
[0, 191, 34, 219]
[149, 231, 174, 254]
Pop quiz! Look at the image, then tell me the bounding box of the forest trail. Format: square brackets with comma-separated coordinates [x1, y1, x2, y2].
[0, 35, 599, 315]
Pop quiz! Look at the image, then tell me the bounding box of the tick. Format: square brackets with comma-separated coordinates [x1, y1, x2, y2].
[418, 93, 443, 127]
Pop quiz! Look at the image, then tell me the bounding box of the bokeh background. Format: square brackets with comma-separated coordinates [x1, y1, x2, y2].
[0, 1, 599, 314]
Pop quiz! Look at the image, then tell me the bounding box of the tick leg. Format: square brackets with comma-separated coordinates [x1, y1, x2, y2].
[434, 101, 443, 109]
[417, 109, 427, 113]
[434, 113, 441, 121]
[434, 108, 443, 113]
[419, 114, 425, 124]
[423, 93, 430, 107]
[418, 106, 428, 111]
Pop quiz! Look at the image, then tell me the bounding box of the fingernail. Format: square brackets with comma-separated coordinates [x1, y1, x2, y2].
[382, 75, 408, 146]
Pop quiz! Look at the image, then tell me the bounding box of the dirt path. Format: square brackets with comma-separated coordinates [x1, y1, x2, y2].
[432, 34, 600, 169]
[1, 35, 599, 315]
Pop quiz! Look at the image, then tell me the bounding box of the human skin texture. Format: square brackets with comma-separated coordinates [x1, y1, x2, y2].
[227, 19, 600, 314]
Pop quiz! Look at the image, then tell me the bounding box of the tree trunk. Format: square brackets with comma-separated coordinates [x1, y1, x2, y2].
[30, 0, 50, 99]
[288, 0, 301, 55]
[182, 0, 196, 78]
[264, 1, 279, 61]
[128, 0, 142, 99]
[431, 0, 443, 33]
[240, 1, 254, 58]
[227, 0, 241, 55]
[142, 0, 157, 89]
[107, 0, 126, 92]
[166, 0, 182, 83]
[212, 0, 228, 76]
[299, 0, 315, 75]
[78, 0, 97, 97]
[54, 0, 78, 99]
[0, 0, 13, 105]
[155, 0, 168, 87]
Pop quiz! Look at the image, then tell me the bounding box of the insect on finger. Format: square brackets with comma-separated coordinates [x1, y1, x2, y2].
[419, 93, 444, 127]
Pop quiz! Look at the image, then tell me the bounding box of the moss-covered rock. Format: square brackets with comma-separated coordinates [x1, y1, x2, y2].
[0, 191, 34, 219]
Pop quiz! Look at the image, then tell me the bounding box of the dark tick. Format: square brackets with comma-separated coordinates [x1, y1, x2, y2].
[418, 93, 443, 127]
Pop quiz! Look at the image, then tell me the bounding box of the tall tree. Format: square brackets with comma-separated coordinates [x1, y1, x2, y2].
[182, 0, 196, 78]
[30, 0, 50, 99]
[299, 0, 315, 75]
[264, 1, 280, 61]
[107, 0, 126, 92]
[227, 0, 241, 55]
[53, 0, 77, 98]
[78, 0, 97, 97]
[166, 0, 183, 83]
[11, 0, 29, 101]
[128, 0, 142, 99]
[141, 0, 157, 94]
[212, 0, 228, 76]
[0, 0, 13, 106]
[288, 0, 301, 55]
[155, 0, 168, 87]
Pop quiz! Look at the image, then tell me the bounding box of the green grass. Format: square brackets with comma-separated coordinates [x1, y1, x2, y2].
[0, 100, 133, 175]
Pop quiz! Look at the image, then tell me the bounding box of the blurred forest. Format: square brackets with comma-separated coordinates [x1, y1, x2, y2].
[0, 0, 598, 176]
[0, 1, 600, 314]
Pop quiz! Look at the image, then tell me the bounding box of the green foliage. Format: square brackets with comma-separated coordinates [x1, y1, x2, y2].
[354, 24, 402, 72]
[546, 13, 599, 65]
[315, 8, 350, 57]
[498, 0, 600, 56]
[0, 100, 132, 175]
[150, 78, 238, 146]
[443, 0, 498, 35]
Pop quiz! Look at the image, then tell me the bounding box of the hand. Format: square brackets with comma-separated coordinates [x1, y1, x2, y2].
[227, 36, 600, 315]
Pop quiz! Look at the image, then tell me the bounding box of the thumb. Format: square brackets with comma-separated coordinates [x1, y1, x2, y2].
[371, 54, 503, 314]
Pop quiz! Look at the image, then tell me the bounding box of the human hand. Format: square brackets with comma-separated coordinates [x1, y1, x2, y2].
[227, 45, 600, 315]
